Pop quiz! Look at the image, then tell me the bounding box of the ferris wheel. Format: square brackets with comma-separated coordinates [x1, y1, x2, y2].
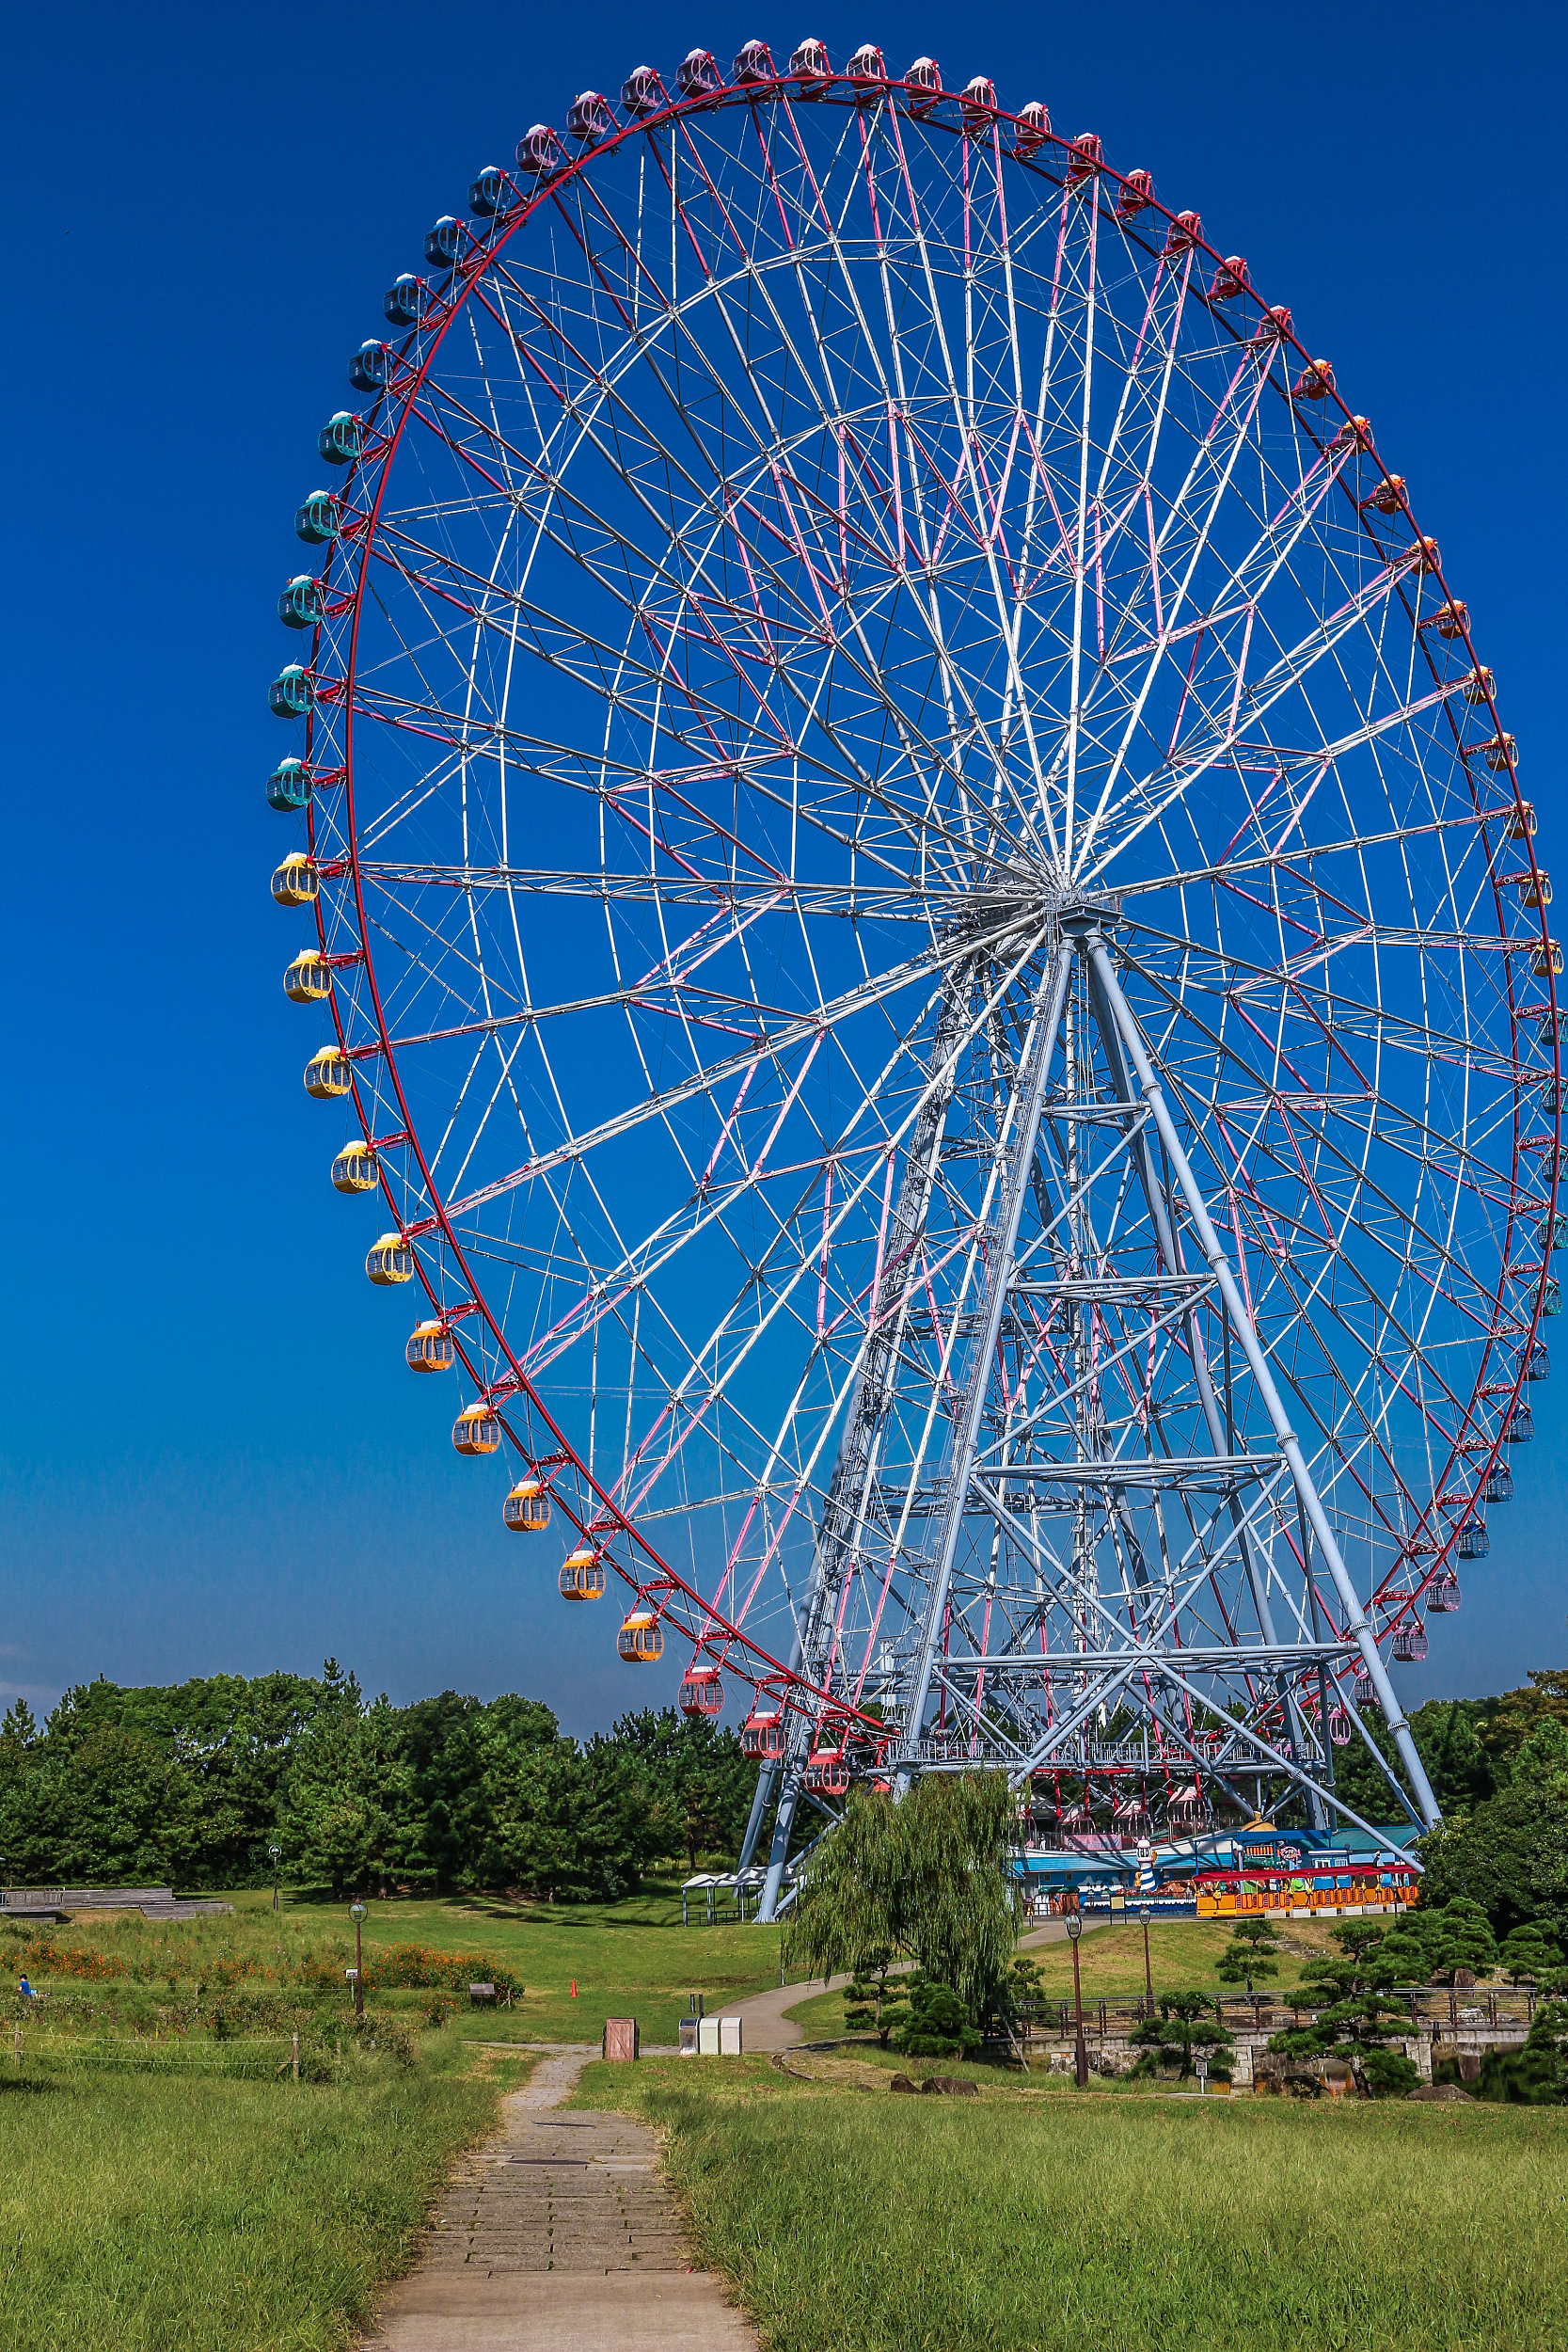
[267, 39, 1557, 1917]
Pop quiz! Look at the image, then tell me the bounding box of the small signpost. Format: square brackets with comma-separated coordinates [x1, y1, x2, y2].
[1196, 2056, 1209, 2096]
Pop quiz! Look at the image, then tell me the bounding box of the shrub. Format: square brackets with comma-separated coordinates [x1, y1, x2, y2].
[12, 1938, 129, 1983]
[360, 1944, 521, 1998]
[1360, 2046, 1418, 2099]
[891, 1976, 977, 2059]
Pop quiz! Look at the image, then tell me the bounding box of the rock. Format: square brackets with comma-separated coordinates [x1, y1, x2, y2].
[1408, 2084, 1476, 2103]
[917, 2074, 979, 2097]
[889, 2074, 917, 2093]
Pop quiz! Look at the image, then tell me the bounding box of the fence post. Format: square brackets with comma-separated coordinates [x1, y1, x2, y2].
[12, 2025, 19, 2070]
[293, 2032, 300, 2083]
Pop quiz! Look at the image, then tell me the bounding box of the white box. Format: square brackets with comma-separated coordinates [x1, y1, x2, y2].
[698, 2016, 721, 2056]
[719, 2015, 743, 2057]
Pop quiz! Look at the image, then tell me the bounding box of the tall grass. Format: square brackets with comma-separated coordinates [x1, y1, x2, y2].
[0, 2037, 499, 2351]
[586, 2059, 1568, 2352]
[5, 1883, 783, 2048]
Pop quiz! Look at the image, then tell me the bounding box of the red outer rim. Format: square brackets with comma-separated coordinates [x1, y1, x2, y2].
[292, 63, 1557, 1711]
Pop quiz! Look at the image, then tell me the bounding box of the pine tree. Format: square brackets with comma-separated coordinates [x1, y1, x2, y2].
[843, 1953, 910, 2045]
[1215, 1916, 1280, 1994]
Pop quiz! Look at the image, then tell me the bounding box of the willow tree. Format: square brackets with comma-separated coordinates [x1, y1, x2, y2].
[784, 1772, 1020, 2019]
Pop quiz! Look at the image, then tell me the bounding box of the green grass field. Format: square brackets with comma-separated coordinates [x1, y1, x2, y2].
[0, 1883, 784, 2348]
[11, 1892, 1561, 2352]
[0, 2033, 511, 2352]
[778, 1915, 1340, 2039]
[577, 2055, 1568, 2352]
[8, 1881, 784, 2051]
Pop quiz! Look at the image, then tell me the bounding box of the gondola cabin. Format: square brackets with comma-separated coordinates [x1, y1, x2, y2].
[405, 1319, 454, 1373]
[452, 1403, 501, 1455]
[741, 1708, 784, 1760]
[560, 1546, 605, 1600]
[618, 1608, 663, 1663]
[294, 490, 341, 545]
[272, 852, 320, 907]
[284, 950, 332, 1003]
[502, 1476, 550, 1534]
[679, 1664, 723, 1717]
[304, 1046, 352, 1098]
[268, 758, 313, 812]
[803, 1746, 849, 1797]
[365, 1232, 414, 1285]
[1166, 1784, 1209, 1833]
[331, 1141, 378, 1193]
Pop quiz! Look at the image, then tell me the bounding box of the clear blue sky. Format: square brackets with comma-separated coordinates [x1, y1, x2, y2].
[1, 0, 1561, 1734]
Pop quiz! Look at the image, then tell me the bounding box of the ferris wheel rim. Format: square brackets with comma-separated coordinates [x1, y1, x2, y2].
[290, 54, 1559, 1715]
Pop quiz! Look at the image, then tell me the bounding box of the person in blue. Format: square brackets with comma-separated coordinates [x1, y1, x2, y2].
[17, 1977, 38, 2001]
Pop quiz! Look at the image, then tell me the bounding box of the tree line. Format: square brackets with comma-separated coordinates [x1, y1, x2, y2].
[0, 1664, 756, 1899]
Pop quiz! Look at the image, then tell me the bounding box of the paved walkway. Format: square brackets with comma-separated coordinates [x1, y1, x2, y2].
[363, 2045, 755, 2351]
[730, 1917, 1075, 2052]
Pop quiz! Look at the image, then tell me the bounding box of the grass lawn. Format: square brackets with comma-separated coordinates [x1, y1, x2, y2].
[8, 1881, 784, 2053]
[576, 2055, 1568, 2351]
[778, 1915, 1332, 2040]
[0, 2032, 511, 2352]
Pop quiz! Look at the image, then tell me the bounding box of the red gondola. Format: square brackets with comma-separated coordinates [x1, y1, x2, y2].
[679, 1664, 723, 1718]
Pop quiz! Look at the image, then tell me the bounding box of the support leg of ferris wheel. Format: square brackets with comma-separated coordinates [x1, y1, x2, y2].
[1084, 930, 1442, 1830]
[893, 942, 1075, 1795]
[1082, 943, 1329, 1833]
[752, 981, 974, 1919]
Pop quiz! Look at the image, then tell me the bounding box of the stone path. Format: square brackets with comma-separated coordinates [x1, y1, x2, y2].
[363, 2044, 755, 2351]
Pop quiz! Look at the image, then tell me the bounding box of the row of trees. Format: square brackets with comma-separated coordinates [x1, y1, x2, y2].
[0, 1666, 756, 1899]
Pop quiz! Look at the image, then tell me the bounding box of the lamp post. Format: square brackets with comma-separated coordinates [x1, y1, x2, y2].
[351, 1900, 366, 2019]
[1140, 1902, 1153, 2011]
[1066, 1911, 1088, 2089]
[269, 1843, 281, 1915]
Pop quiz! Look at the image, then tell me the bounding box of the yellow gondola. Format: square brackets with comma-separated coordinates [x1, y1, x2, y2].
[503, 1477, 551, 1534]
[560, 1546, 606, 1600]
[452, 1402, 502, 1455]
[617, 1608, 663, 1663]
[304, 1046, 352, 1098]
[284, 950, 332, 1003]
[272, 852, 320, 907]
[365, 1232, 414, 1285]
[405, 1319, 455, 1373]
[331, 1141, 378, 1193]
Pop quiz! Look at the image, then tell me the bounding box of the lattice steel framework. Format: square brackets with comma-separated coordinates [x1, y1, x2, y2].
[267, 44, 1559, 1920]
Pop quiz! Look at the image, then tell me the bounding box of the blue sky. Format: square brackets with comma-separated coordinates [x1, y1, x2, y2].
[1, 0, 1562, 1735]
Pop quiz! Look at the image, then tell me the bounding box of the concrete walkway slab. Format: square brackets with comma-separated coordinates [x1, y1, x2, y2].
[362, 2043, 755, 2351]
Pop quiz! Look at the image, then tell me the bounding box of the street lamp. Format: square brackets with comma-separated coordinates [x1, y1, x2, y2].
[269, 1844, 281, 1915]
[1066, 1911, 1088, 2089]
[350, 1900, 367, 2019]
[1139, 1902, 1153, 2010]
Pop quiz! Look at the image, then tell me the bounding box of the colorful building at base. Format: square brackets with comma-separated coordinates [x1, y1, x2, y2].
[1016, 1816, 1420, 1918]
